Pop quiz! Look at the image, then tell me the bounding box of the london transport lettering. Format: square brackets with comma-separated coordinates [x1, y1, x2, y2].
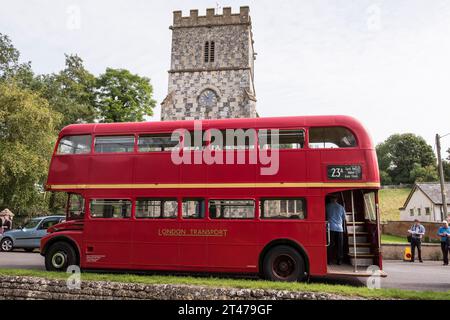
[158, 228, 228, 237]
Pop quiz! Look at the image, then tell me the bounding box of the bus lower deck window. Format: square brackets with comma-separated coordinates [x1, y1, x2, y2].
[209, 200, 255, 219]
[182, 199, 205, 219]
[136, 199, 178, 219]
[90, 199, 131, 219]
[261, 199, 306, 219]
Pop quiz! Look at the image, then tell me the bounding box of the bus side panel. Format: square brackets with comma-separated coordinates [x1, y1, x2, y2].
[89, 155, 133, 184]
[206, 220, 259, 271]
[132, 220, 180, 268]
[47, 155, 91, 185]
[256, 150, 307, 183]
[134, 153, 180, 184]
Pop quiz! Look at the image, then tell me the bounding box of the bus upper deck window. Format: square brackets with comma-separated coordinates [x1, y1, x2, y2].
[94, 136, 135, 153]
[308, 127, 357, 149]
[138, 133, 180, 152]
[258, 130, 305, 150]
[57, 135, 91, 155]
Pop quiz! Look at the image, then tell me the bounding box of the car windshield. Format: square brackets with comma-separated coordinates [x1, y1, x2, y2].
[23, 219, 41, 229]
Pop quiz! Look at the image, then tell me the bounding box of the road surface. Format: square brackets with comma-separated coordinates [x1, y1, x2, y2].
[0, 251, 449, 292]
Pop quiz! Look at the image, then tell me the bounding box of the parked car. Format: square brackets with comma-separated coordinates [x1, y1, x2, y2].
[0, 215, 65, 252]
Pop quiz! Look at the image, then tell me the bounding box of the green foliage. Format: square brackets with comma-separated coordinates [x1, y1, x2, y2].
[0, 33, 35, 88]
[0, 82, 61, 217]
[38, 54, 97, 129]
[379, 170, 393, 185]
[95, 68, 156, 122]
[444, 161, 450, 181]
[0, 33, 158, 218]
[376, 134, 436, 185]
[410, 163, 439, 183]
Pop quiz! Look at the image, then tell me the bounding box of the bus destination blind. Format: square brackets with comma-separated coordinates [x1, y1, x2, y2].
[327, 165, 362, 180]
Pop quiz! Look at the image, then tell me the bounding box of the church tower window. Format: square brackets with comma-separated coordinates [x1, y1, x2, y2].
[204, 41, 215, 63]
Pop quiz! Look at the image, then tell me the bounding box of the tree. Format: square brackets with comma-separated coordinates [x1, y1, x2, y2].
[376, 134, 436, 185]
[0, 82, 61, 217]
[95, 68, 156, 122]
[0, 33, 35, 88]
[444, 148, 450, 181]
[410, 164, 439, 183]
[39, 54, 97, 128]
[443, 161, 450, 181]
[379, 170, 393, 185]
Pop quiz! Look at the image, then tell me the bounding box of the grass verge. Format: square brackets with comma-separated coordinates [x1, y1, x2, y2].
[379, 188, 410, 222]
[1, 268, 449, 300]
[381, 234, 409, 244]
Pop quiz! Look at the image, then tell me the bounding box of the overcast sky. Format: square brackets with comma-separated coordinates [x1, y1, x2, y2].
[1, 0, 450, 153]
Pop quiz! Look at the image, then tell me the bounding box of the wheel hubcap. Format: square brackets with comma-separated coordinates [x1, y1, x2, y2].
[1, 240, 12, 251]
[51, 252, 67, 269]
[273, 254, 296, 279]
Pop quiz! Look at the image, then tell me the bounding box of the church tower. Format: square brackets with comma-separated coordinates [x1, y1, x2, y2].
[161, 6, 258, 121]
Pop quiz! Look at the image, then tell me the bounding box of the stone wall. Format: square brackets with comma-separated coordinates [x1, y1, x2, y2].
[382, 221, 442, 242]
[0, 275, 363, 300]
[382, 244, 442, 261]
[163, 69, 256, 120]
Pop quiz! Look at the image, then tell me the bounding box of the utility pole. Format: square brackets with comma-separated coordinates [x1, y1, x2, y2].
[436, 134, 448, 221]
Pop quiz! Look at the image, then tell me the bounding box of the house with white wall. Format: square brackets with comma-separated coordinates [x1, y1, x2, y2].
[399, 183, 450, 222]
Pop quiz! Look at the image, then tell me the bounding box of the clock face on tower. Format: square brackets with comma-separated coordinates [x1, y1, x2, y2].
[198, 89, 218, 108]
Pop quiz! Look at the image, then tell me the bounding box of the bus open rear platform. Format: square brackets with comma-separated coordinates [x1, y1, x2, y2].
[327, 264, 387, 277]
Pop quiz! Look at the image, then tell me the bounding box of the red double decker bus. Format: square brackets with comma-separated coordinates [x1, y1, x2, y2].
[41, 115, 384, 281]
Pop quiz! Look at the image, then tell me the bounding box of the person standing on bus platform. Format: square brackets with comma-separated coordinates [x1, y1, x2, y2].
[326, 195, 346, 265]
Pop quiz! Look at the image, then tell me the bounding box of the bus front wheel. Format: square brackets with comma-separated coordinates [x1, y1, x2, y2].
[45, 242, 77, 272]
[263, 245, 306, 282]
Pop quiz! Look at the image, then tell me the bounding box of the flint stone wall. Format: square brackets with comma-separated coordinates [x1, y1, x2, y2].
[0, 275, 364, 300]
[161, 7, 257, 121]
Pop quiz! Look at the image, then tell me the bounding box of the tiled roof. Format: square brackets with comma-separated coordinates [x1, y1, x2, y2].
[416, 183, 450, 205]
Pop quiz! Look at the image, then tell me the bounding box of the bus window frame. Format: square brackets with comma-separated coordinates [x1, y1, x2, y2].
[134, 197, 179, 220]
[137, 131, 182, 154]
[87, 197, 133, 220]
[205, 128, 258, 152]
[206, 198, 258, 221]
[306, 126, 359, 150]
[66, 193, 86, 221]
[181, 198, 206, 220]
[54, 134, 94, 156]
[259, 197, 308, 221]
[256, 128, 306, 153]
[93, 134, 137, 155]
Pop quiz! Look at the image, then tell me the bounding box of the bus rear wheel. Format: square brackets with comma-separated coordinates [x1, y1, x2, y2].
[263, 245, 306, 282]
[45, 242, 77, 272]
